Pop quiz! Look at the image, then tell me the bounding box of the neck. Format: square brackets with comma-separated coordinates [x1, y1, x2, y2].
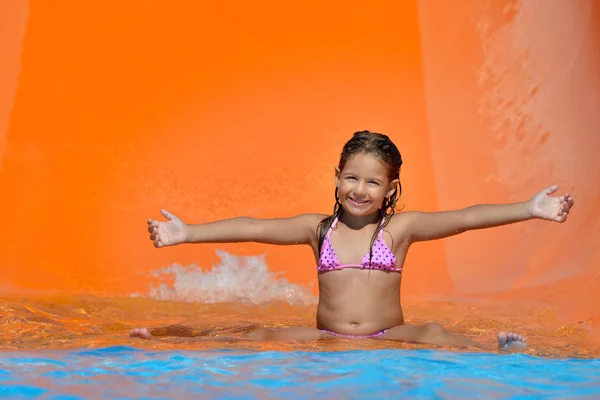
[339, 209, 381, 230]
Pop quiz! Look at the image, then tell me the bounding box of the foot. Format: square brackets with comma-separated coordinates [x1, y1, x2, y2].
[498, 331, 527, 351]
[130, 327, 154, 340]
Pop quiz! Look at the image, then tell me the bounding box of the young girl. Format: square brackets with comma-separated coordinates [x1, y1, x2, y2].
[131, 131, 574, 350]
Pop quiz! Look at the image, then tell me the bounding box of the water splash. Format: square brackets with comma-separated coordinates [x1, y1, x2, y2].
[137, 250, 317, 306]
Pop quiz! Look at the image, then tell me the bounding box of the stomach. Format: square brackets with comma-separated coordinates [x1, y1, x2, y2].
[316, 269, 404, 335]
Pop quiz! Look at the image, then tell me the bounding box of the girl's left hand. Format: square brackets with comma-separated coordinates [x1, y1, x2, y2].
[529, 185, 574, 222]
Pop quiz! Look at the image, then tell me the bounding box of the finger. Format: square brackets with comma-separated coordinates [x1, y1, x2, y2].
[543, 185, 559, 195]
[563, 200, 573, 211]
[161, 209, 176, 221]
[559, 193, 572, 203]
[150, 231, 157, 240]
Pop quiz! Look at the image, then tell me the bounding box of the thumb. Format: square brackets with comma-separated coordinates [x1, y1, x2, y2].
[161, 209, 177, 221]
[542, 185, 559, 196]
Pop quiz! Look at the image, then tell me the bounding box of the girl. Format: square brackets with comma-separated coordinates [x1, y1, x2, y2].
[131, 131, 574, 350]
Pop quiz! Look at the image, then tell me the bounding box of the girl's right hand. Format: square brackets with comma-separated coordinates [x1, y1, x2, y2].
[147, 209, 188, 248]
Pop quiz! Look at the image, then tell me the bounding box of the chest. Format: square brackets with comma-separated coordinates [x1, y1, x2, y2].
[328, 226, 394, 265]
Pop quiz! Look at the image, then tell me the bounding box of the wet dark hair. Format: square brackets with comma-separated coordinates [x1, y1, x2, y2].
[317, 130, 403, 263]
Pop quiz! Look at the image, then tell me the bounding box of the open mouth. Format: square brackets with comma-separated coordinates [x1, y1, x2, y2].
[349, 197, 370, 206]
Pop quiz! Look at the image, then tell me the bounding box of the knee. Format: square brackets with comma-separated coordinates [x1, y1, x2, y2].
[423, 323, 447, 336]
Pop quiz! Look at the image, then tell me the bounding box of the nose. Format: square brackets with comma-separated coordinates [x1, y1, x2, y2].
[354, 180, 368, 196]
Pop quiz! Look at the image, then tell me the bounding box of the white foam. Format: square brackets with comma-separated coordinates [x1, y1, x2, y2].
[135, 250, 317, 306]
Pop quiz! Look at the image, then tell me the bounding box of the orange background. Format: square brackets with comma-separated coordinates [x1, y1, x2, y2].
[1, 1, 599, 335]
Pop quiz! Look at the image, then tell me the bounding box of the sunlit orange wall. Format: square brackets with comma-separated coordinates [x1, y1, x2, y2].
[0, 1, 450, 297]
[1, 0, 599, 328]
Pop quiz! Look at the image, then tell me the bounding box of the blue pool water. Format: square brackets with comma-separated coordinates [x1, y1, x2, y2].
[0, 346, 598, 399]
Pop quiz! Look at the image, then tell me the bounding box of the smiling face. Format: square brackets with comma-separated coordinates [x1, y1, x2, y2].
[335, 153, 399, 217]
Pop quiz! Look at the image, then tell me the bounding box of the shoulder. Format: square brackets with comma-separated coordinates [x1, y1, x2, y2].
[296, 213, 330, 248]
[387, 211, 420, 225]
[381, 211, 426, 249]
[288, 213, 329, 233]
[384, 211, 422, 236]
[296, 213, 329, 224]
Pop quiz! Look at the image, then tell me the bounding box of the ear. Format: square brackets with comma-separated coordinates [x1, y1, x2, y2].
[386, 178, 400, 198]
[334, 166, 341, 187]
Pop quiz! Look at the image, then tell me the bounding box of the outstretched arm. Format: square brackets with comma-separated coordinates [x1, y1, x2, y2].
[402, 185, 574, 243]
[148, 209, 324, 248]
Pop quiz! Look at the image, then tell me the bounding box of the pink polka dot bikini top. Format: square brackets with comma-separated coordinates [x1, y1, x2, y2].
[317, 214, 401, 272]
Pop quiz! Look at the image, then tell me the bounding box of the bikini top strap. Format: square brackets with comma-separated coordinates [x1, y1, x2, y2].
[326, 213, 340, 238]
[377, 215, 388, 238]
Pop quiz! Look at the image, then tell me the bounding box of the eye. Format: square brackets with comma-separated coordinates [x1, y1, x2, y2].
[369, 181, 381, 186]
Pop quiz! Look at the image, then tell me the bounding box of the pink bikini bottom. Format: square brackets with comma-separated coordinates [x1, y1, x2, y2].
[320, 329, 388, 339]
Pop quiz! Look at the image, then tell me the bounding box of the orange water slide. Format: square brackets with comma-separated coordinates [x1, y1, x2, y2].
[0, 1, 448, 297]
[1, 1, 599, 332]
[418, 1, 600, 329]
